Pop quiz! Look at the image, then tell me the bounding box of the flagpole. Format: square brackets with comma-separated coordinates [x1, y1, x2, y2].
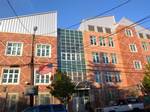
[30, 26, 38, 107]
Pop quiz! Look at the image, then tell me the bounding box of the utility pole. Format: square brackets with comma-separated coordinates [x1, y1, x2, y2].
[30, 26, 38, 107]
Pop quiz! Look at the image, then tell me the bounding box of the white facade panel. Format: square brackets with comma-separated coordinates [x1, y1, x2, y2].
[0, 11, 57, 37]
[78, 16, 116, 32]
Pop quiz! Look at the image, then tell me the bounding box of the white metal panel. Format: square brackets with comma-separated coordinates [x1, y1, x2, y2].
[0, 11, 57, 37]
[78, 16, 116, 32]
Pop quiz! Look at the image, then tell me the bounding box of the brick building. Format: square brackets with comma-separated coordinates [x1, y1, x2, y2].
[0, 11, 150, 112]
[0, 11, 58, 112]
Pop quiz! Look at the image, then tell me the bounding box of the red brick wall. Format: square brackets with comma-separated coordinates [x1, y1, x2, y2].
[83, 31, 128, 88]
[116, 25, 145, 87]
[0, 32, 57, 96]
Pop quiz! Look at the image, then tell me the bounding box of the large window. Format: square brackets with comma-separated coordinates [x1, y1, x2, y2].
[133, 60, 142, 70]
[7, 93, 18, 112]
[108, 37, 114, 47]
[35, 93, 53, 105]
[35, 70, 51, 85]
[142, 42, 148, 51]
[90, 36, 96, 45]
[111, 53, 117, 64]
[6, 42, 23, 56]
[105, 72, 121, 83]
[99, 37, 106, 46]
[2, 68, 20, 84]
[92, 52, 100, 63]
[129, 44, 137, 52]
[94, 71, 101, 83]
[102, 53, 109, 64]
[61, 53, 81, 61]
[125, 29, 133, 37]
[36, 44, 51, 57]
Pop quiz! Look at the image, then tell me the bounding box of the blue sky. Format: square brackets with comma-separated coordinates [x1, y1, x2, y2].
[0, 0, 150, 29]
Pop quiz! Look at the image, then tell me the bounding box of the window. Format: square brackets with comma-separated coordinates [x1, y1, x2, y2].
[102, 53, 109, 64]
[97, 26, 103, 32]
[146, 56, 150, 63]
[6, 42, 23, 56]
[35, 70, 51, 85]
[125, 29, 133, 37]
[105, 72, 121, 83]
[36, 44, 51, 57]
[35, 93, 53, 105]
[99, 37, 106, 46]
[139, 33, 144, 38]
[92, 52, 100, 63]
[108, 37, 114, 47]
[88, 25, 95, 31]
[67, 53, 71, 60]
[146, 34, 150, 39]
[111, 53, 117, 64]
[7, 93, 18, 112]
[142, 42, 148, 51]
[61, 53, 66, 60]
[90, 36, 96, 45]
[129, 44, 137, 52]
[2, 68, 20, 84]
[105, 28, 111, 34]
[133, 60, 142, 70]
[94, 71, 101, 83]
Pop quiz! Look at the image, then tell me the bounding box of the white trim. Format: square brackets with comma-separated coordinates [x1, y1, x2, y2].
[133, 60, 142, 70]
[1, 67, 21, 85]
[35, 43, 51, 58]
[129, 44, 138, 52]
[125, 29, 133, 37]
[34, 68, 52, 85]
[5, 41, 23, 56]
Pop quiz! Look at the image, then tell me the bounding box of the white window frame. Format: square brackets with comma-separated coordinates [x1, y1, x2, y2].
[142, 42, 148, 51]
[36, 43, 51, 58]
[90, 35, 97, 45]
[92, 52, 100, 63]
[34, 69, 52, 85]
[111, 53, 117, 64]
[5, 41, 23, 56]
[7, 93, 19, 112]
[108, 37, 114, 47]
[1, 68, 20, 85]
[125, 29, 133, 37]
[94, 71, 101, 83]
[133, 60, 142, 70]
[99, 37, 106, 46]
[35, 92, 54, 105]
[129, 44, 138, 52]
[61, 52, 66, 61]
[102, 53, 109, 64]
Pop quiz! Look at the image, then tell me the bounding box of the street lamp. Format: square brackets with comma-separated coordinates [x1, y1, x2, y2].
[30, 26, 38, 107]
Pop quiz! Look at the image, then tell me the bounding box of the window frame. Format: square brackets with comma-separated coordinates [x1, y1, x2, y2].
[90, 35, 97, 45]
[129, 44, 138, 52]
[1, 68, 20, 85]
[92, 52, 100, 63]
[133, 60, 142, 70]
[5, 41, 23, 56]
[34, 69, 52, 85]
[125, 29, 133, 37]
[35, 43, 51, 58]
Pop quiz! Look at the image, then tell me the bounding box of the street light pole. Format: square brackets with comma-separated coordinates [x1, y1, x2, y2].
[30, 26, 38, 107]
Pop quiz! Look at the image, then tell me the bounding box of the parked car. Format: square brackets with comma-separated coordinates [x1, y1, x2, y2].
[22, 104, 67, 112]
[95, 97, 144, 112]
